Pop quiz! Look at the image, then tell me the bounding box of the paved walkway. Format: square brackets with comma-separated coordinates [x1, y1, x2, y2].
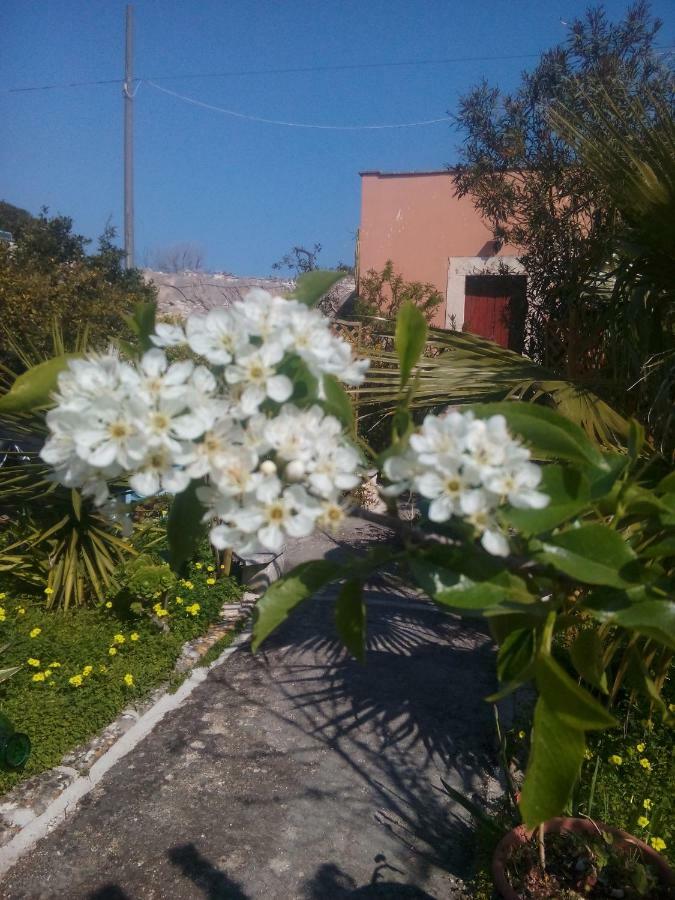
[2, 521, 498, 899]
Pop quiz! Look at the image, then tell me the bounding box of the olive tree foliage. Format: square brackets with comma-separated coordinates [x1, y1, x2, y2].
[453, 3, 674, 391]
[0, 206, 155, 369]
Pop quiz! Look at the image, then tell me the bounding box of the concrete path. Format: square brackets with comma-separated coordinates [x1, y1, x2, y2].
[2, 521, 497, 899]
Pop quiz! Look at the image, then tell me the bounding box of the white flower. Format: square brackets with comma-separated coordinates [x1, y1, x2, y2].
[236, 288, 298, 345]
[483, 462, 548, 509]
[226, 343, 292, 415]
[128, 447, 191, 497]
[410, 411, 471, 469]
[415, 463, 474, 522]
[380, 409, 549, 557]
[186, 307, 250, 365]
[230, 483, 320, 552]
[150, 321, 186, 348]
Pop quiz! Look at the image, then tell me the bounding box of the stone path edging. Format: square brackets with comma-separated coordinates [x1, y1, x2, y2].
[0, 549, 285, 876]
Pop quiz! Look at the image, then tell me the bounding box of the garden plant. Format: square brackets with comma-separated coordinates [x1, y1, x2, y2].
[1, 268, 672, 882]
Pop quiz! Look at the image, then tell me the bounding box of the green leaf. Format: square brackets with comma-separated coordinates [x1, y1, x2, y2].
[535, 654, 617, 730]
[392, 407, 412, 442]
[124, 301, 157, 354]
[335, 580, 366, 663]
[288, 270, 346, 307]
[167, 480, 206, 574]
[497, 628, 535, 684]
[502, 465, 590, 534]
[395, 302, 427, 388]
[322, 374, 355, 432]
[535, 523, 639, 588]
[588, 598, 675, 651]
[252, 559, 342, 651]
[282, 355, 319, 405]
[628, 419, 645, 461]
[586, 453, 628, 499]
[470, 402, 607, 470]
[570, 629, 608, 693]
[658, 470, 675, 493]
[409, 557, 534, 616]
[0, 354, 77, 413]
[520, 696, 586, 827]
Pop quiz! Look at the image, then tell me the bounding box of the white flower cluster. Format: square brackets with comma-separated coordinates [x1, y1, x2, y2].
[40, 289, 367, 555]
[382, 410, 549, 557]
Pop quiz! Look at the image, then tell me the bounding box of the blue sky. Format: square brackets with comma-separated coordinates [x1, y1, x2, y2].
[2, 1, 672, 275]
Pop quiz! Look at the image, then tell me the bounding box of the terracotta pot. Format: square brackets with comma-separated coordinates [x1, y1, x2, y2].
[492, 816, 675, 900]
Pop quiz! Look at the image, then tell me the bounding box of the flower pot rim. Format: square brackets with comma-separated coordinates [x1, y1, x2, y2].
[491, 815, 674, 900]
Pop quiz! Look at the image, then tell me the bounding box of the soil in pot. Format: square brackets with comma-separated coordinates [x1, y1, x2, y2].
[504, 828, 671, 899]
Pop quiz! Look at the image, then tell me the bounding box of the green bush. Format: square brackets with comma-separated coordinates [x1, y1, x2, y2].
[0, 210, 155, 370]
[0, 561, 241, 795]
[113, 553, 177, 615]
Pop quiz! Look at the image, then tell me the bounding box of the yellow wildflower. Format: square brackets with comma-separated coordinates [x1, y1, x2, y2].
[637, 816, 649, 828]
[180, 580, 194, 590]
[185, 603, 201, 616]
[206, 578, 216, 586]
[105, 601, 113, 609]
[130, 632, 139, 642]
[194, 562, 203, 570]
[44, 669, 52, 678]
[108, 647, 118, 656]
[27, 658, 40, 667]
[48, 661, 61, 668]
[69, 674, 83, 687]
[152, 603, 168, 617]
[44, 587, 54, 596]
[644, 799, 653, 810]
[99, 665, 108, 673]
[651, 837, 666, 852]
[29, 627, 41, 638]
[32, 672, 46, 682]
[518, 730, 526, 739]
[584, 748, 594, 760]
[113, 633, 125, 645]
[207, 565, 214, 572]
[82, 665, 93, 677]
[174, 597, 184, 605]
[17, 607, 25, 616]
[0, 608, 6, 621]
[123, 673, 134, 687]
[639, 757, 652, 771]
[609, 755, 623, 766]
[636, 742, 645, 753]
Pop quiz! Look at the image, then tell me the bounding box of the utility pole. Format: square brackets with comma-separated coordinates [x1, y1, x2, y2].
[123, 4, 134, 269]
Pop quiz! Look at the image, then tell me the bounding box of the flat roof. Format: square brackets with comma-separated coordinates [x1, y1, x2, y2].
[359, 169, 453, 178]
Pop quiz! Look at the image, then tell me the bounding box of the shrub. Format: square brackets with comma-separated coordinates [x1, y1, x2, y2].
[0, 211, 155, 369]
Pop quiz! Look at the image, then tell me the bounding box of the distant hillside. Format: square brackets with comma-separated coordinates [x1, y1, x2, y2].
[144, 270, 355, 318]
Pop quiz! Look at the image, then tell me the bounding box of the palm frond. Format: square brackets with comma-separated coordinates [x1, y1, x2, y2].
[346, 320, 630, 450]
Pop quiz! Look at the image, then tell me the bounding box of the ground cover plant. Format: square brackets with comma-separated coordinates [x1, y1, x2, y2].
[0, 554, 240, 795]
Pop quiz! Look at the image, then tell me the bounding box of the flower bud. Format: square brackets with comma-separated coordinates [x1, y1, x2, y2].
[260, 459, 277, 476]
[285, 460, 305, 482]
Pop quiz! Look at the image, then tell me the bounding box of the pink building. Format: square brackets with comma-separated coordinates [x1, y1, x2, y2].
[358, 170, 525, 347]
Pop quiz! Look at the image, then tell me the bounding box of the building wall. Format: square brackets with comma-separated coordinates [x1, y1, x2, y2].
[358, 171, 518, 328]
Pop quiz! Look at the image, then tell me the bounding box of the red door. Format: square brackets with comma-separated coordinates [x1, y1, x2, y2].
[463, 294, 511, 347]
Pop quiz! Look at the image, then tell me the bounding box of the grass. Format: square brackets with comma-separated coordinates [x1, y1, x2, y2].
[0, 560, 241, 796]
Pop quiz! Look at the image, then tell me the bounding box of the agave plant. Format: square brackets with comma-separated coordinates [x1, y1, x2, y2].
[0, 323, 137, 609]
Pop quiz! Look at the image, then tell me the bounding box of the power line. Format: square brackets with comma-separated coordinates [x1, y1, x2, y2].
[147, 80, 454, 130]
[6, 45, 672, 94]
